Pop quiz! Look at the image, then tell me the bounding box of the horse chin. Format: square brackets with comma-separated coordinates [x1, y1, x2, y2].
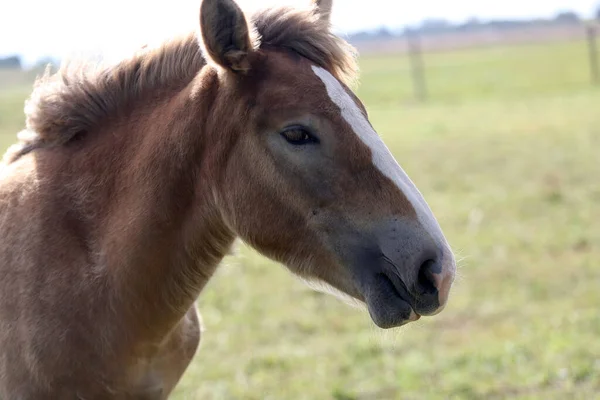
[363, 273, 421, 329]
[300, 272, 420, 328]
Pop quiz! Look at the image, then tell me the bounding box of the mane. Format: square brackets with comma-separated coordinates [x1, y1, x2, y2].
[250, 5, 358, 86]
[3, 5, 358, 164]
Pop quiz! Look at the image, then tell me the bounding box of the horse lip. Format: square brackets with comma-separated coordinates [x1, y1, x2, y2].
[381, 270, 418, 311]
[383, 271, 443, 318]
[381, 272, 422, 321]
[365, 273, 420, 328]
[411, 310, 421, 321]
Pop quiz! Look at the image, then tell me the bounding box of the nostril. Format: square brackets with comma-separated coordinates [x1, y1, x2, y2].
[417, 259, 439, 295]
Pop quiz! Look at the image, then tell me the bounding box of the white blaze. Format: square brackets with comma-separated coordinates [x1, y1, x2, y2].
[311, 66, 446, 244]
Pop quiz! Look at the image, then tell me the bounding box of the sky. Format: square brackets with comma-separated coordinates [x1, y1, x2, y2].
[1, 0, 598, 66]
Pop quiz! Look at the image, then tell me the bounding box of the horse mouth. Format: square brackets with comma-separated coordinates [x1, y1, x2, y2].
[363, 273, 421, 329]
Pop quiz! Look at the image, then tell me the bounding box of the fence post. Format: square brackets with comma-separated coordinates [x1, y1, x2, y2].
[406, 30, 428, 102]
[587, 25, 599, 86]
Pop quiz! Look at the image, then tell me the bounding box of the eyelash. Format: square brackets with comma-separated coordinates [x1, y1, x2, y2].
[279, 126, 319, 145]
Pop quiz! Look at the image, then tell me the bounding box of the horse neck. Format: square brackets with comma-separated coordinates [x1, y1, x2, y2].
[65, 68, 235, 339]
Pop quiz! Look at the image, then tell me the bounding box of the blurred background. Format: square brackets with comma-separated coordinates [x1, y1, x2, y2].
[1, 0, 599, 399]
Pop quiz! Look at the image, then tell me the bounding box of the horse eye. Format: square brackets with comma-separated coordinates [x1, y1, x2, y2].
[280, 126, 318, 145]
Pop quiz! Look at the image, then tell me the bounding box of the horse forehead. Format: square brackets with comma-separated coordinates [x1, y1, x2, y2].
[252, 54, 335, 114]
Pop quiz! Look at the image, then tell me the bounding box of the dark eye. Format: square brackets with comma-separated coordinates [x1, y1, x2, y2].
[280, 126, 318, 145]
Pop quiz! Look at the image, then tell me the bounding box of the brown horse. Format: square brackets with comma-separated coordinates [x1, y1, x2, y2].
[0, 0, 456, 398]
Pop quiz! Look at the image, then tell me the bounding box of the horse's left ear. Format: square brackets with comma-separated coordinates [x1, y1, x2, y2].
[312, 0, 333, 23]
[199, 0, 254, 73]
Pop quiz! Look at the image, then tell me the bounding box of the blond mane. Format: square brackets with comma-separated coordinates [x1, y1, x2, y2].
[3, 5, 358, 164]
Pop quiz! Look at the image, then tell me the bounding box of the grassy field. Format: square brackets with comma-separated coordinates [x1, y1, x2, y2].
[1, 40, 599, 399]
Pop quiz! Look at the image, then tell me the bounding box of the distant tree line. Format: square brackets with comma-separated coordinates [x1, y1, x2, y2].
[349, 8, 600, 42]
[0, 55, 21, 69]
[0, 55, 59, 72]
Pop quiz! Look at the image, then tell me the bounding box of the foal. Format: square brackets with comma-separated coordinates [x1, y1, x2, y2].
[0, 0, 456, 398]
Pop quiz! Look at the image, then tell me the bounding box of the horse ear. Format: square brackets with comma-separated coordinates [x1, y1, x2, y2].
[199, 0, 254, 73]
[312, 0, 333, 23]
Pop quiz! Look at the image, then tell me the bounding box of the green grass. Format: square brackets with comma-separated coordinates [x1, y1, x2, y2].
[358, 40, 595, 104]
[1, 40, 599, 399]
